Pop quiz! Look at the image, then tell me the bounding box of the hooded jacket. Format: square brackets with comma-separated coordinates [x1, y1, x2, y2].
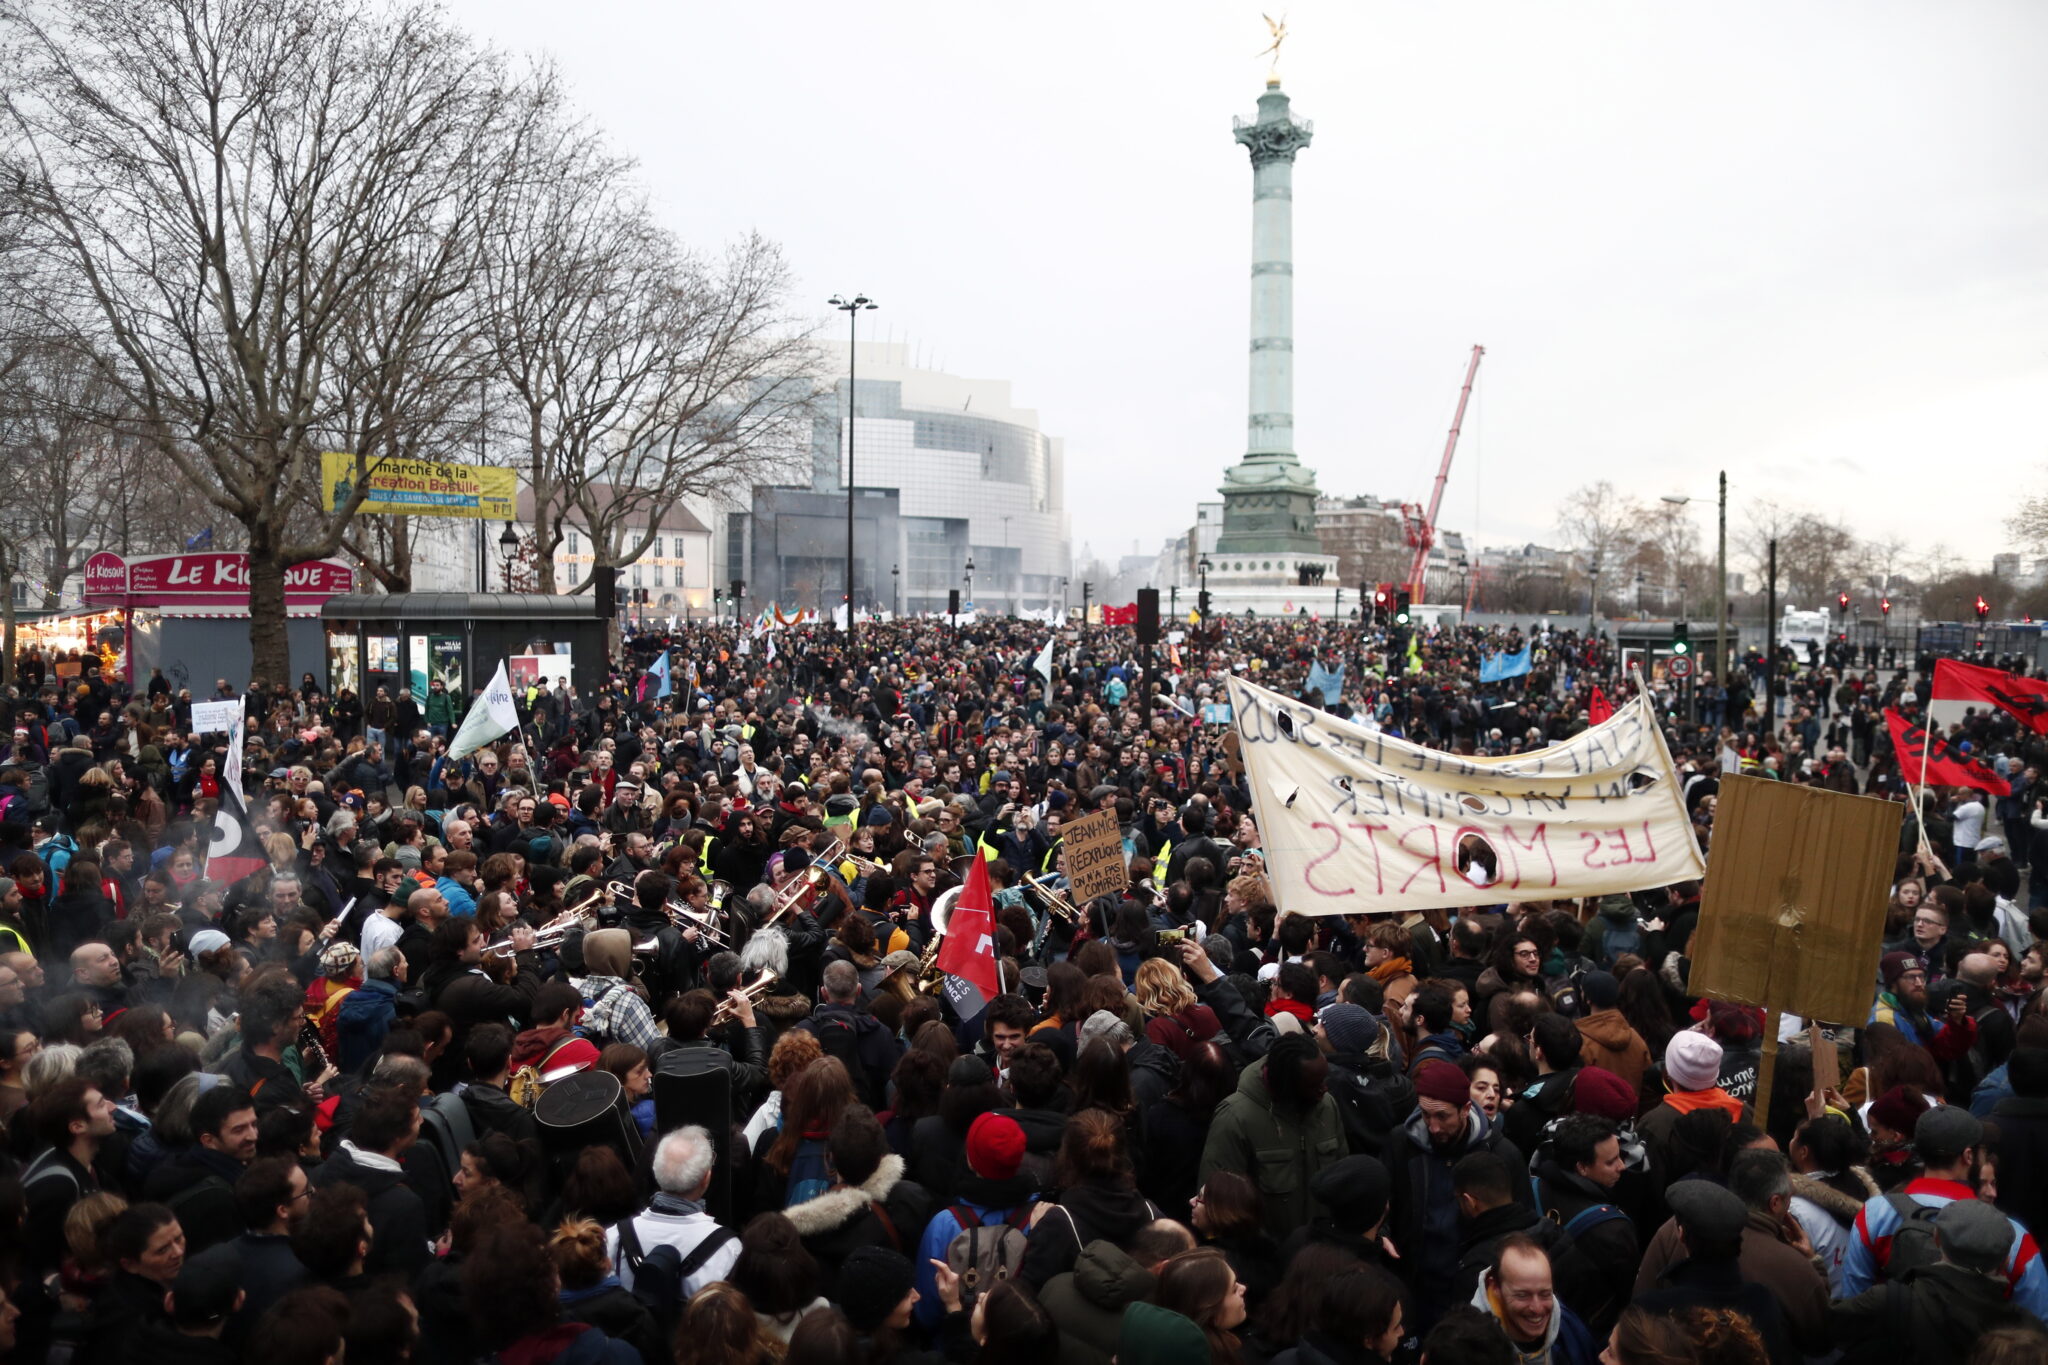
[1198, 1056, 1347, 1241]
[1574, 1010, 1652, 1094]
[1019, 1181, 1161, 1290]
[1528, 1156, 1640, 1336]
[1038, 1240, 1159, 1365]
[1324, 1048, 1418, 1156]
[1829, 1262, 2028, 1365]
[1385, 1101, 1528, 1322]
[782, 1153, 933, 1299]
[309, 1141, 431, 1277]
[1469, 1276, 1598, 1365]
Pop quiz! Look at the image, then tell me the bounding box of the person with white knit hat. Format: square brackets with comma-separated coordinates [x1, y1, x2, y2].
[1635, 1029, 1750, 1182]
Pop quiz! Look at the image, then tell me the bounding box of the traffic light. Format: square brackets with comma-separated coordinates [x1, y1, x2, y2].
[1976, 595, 1991, 623]
[1394, 589, 1412, 625]
[1671, 620, 1691, 656]
[1197, 589, 1212, 618]
[1880, 596, 1892, 617]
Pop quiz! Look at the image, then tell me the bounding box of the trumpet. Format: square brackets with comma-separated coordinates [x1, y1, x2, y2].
[841, 851, 890, 880]
[710, 969, 779, 1027]
[483, 900, 596, 961]
[762, 839, 848, 927]
[1022, 873, 1082, 925]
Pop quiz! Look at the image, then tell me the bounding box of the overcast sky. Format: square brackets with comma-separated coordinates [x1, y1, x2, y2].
[447, 0, 2047, 579]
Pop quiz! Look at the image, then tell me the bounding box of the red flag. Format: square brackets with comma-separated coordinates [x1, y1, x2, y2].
[203, 782, 269, 886]
[1588, 687, 1614, 725]
[934, 852, 1001, 1018]
[1101, 604, 1138, 627]
[1933, 658, 2048, 735]
[1884, 708, 2009, 795]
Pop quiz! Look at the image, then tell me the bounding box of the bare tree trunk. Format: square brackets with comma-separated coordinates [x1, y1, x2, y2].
[246, 540, 290, 687]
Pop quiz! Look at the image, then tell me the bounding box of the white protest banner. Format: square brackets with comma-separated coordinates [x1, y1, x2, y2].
[1226, 674, 1705, 916]
[190, 700, 240, 736]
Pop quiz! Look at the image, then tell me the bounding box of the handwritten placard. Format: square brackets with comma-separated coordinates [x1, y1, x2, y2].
[1061, 808, 1129, 905]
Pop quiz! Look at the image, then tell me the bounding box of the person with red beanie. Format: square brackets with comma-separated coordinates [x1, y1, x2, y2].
[911, 1111, 1038, 1331]
[1385, 1059, 1529, 1329]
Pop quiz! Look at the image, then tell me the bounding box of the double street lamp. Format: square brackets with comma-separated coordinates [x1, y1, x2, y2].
[830, 293, 877, 643]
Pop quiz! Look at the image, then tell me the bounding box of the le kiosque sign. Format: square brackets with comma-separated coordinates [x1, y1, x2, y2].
[1225, 674, 1704, 916]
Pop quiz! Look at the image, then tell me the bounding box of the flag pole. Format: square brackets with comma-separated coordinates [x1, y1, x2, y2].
[1913, 709, 1934, 862]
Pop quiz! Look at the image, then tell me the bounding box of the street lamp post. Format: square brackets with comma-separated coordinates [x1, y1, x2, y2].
[891, 563, 900, 617]
[964, 555, 975, 617]
[1198, 554, 1211, 629]
[497, 521, 520, 592]
[829, 293, 877, 644]
[1001, 514, 1013, 618]
[1587, 556, 1603, 635]
[1661, 470, 1728, 691]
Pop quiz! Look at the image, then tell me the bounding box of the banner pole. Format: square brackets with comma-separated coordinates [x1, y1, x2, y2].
[1913, 711, 1934, 861]
[1754, 1007, 1782, 1133]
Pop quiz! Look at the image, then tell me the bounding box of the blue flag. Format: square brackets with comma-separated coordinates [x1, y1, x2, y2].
[647, 650, 672, 700]
[1479, 648, 1531, 683]
[185, 527, 215, 550]
[1306, 660, 1345, 705]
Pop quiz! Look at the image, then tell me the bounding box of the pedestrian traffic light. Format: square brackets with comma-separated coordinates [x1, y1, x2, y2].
[1836, 592, 1849, 613]
[1976, 595, 1991, 622]
[1197, 589, 1211, 617]
[1671, 621, 1690, 656]
[1880, 596, 1891, 617]
[1394, 589, 1411, 625]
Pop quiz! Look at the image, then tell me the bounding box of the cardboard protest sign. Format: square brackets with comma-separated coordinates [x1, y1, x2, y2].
[1687, 775, 1901, 1027]
[1225, 674, 1704, 916]
[1061, 808, 1129, 905]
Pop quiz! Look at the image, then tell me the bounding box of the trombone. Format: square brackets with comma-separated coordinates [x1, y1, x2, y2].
[763, 838, 848, 927]
[710, 969, 779, 1026]
[606, 879, 733, 951]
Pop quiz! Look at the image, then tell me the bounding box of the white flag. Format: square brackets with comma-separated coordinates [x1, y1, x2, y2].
[225, 700, 246, 803]
[1032, 636, 1055, 687]
[448, 661, 520, 760]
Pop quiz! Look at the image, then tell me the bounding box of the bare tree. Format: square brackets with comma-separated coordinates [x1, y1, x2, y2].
[1735, 500, 1860, 607]
[1554, 481, 1643, 612]
[2009, 473, 2048, 554]
[2, 0, 524, 681]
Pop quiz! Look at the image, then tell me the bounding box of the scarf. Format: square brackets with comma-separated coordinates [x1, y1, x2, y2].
[1662, 1087, 1744, 1119]
[1264, 997, 1314, 1025]
[1368, 956, 1413, 984]
[648, 1191, 707, 1217]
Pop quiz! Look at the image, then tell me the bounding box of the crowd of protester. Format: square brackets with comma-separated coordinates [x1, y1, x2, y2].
[0, 612, 2043, 1365]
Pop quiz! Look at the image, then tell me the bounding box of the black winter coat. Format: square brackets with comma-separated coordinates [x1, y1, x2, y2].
[311, 1143, 432, 1277]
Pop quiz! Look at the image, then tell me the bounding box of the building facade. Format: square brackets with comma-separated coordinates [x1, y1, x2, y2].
[726, 341, 1071, 617]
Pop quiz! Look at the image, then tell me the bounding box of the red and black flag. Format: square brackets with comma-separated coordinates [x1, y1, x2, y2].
[1884, 708, 2009, 795]
[1932, 658, 2048, 736]
[204, 781, 269, 886]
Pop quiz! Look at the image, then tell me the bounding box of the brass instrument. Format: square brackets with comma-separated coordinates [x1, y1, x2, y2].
[607, 879, 732, 950]
[710, 969, 779, 1026]
[1022, 873, 1082, 925]
[762, 838, 848, 927]
[841, 852, 890, 879]
[483, 898, 598, 961]
[911, 885, 962, 994]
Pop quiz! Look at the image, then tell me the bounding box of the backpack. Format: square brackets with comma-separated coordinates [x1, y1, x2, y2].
[1596, 921, 1642, 968]
[785, 1137, 834, 1207]
[1880, 1192, 1950, 1279]
[618, 1219, 737, 1336]
[809, 1015, 874, 1104]
[419, 1091, 478, 1177]
[580, 981, 635, 1048]
[943, 1203, 1035, 1310]
[1532, 1173, 1629, 1241]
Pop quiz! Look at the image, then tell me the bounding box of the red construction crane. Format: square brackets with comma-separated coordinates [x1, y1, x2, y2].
[1400, 344, 1485, 602]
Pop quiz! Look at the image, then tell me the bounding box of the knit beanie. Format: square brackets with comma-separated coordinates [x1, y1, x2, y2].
[1119, 1304, 1209, 1365]
[1664, 1030, 1724, 1093]
[965, 1112, 1026, 1181]
[1413, 1061, 1471, 1108]
[1571, 1065, 1638, 1121]
[1317, 1003, 1379, 1056]
[836, 1247, 916, 1332]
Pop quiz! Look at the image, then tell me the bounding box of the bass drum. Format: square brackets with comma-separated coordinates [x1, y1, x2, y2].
[533, 1069, 638, 1164]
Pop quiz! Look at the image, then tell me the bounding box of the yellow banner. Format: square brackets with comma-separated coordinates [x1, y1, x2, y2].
[320, 453, 517, 520]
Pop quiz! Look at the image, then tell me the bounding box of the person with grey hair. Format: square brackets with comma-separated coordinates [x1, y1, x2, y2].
[337, 946, 405, 1071]
[794, 960, 902, 1108]
[603, 1124, 739, 1297]
[1635, 1146, 1830, 1355]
